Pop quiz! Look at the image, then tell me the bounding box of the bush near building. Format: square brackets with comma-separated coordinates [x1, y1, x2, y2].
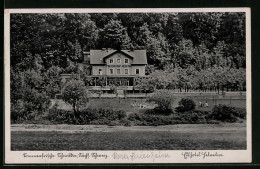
[62, 79, 89, 117]
[147, 90, 174, 115]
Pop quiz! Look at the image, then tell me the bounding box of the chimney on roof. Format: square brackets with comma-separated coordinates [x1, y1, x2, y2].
[83, 51, 90, 63]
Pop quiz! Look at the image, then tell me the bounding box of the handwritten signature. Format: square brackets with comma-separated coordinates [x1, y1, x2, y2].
[112, 152, 171, 162]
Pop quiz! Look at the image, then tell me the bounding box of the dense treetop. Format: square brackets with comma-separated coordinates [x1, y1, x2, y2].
[10, 12, 246, 71]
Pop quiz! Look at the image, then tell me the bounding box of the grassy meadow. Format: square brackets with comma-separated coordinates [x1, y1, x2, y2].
[11, 123, 246, 150]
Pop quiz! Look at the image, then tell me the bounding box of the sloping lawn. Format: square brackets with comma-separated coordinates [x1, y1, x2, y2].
[51, 95, 246, 113]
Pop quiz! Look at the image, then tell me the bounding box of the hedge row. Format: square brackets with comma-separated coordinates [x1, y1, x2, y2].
[127, 104, 246, 125]
[210, 104, 246, 122]
[48, 108, 126, 125]
[128, 110, 212, 126]
[28, 103, 246, 126]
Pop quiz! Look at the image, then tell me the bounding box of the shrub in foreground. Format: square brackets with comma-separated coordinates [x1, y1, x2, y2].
[11, 90, 51, 122]
[147, 90, 174, 115]
[210, 104, 246, 122]
[48, 108, 127, 125]
[128, 109, 210, 126]
[175, 98, 196, 113]
[232, 107, 246, 119]
[48, 109, 75, 124]
[62, 79, 89, 117]
[176, 110, 210, 124]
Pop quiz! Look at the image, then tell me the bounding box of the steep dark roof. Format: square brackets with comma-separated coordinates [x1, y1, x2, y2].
[103, 50, 134, 60]
[89, 50, 147, 65]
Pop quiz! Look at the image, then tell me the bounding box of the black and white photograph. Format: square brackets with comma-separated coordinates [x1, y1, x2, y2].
[4, 8, 251, 164]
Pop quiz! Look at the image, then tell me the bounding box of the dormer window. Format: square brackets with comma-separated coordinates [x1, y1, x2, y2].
[117, 58, 121, 63]
[125, 58, 129, 64]
[109, 58, 114, 64]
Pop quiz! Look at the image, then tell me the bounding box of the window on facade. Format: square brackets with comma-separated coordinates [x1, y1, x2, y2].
[136, 68, 140, 75]
[125, 69, 129, 75]
[117, 58, 121, 63]
[110, 58, 114, 63]
[125, 58, 129, 64]
[110, 69, 114, 74]
[98, 69, 102, 75]
[117, 69, 121, 74]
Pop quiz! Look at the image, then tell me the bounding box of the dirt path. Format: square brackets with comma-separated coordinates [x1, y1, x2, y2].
[11, 122, 246, 133]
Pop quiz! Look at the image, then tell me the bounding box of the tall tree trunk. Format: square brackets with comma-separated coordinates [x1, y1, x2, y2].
[73, 103, 79, 118]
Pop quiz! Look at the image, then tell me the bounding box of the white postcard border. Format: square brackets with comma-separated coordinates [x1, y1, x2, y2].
[4, 8, 252, 164]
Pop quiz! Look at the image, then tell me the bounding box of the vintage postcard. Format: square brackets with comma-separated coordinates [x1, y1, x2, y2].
[4, 8, 251, 164]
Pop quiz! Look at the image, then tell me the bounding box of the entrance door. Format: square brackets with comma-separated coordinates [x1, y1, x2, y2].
[122, 80, 129, 86]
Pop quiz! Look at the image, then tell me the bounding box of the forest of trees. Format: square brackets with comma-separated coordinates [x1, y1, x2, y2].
[11, 13, 246, 70]
[10, 13, 246, 107]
